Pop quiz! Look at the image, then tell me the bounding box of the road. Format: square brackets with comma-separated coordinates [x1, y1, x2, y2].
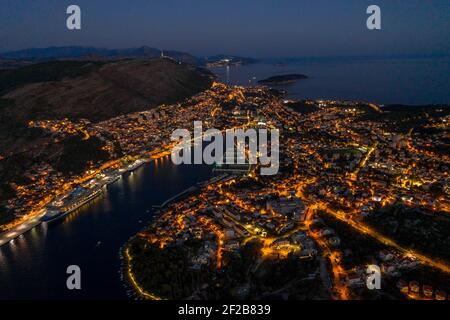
[318, 202, 450, 274]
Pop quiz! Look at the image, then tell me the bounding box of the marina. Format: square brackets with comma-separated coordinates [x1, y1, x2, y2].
[0, 158, 148, 248]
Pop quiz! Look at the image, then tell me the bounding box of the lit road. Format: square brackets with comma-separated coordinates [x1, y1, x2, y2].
[125, 248, 163, 300]
[318, 202, 450, 274]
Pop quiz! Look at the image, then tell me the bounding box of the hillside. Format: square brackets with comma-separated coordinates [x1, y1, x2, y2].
[0, 58, 213, 123]
[0, 58, 214, 211]
[0, 57, 214, 156]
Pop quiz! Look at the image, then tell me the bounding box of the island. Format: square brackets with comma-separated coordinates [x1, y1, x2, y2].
[258, 74, 308, 85]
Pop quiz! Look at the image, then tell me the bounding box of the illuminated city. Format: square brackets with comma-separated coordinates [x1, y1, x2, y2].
[1, 81, 449, 300]
[0, 1, 449, 312]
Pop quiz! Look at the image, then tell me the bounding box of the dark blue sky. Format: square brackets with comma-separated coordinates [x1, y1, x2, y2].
[1, 0, 449, 57]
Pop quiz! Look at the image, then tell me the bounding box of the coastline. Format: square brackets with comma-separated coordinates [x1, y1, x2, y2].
[0, 153, 214, 299]
[120, 241, 163, 300]
[120, 175, 226, 299]
[208, 56, 450, 105]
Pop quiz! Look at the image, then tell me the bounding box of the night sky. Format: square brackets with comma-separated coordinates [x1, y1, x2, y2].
[1, 0, 449, 57]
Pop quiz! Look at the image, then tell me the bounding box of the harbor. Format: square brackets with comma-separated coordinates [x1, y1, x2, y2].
[0, 156, 212, 299]
[0, 158, 148, 248]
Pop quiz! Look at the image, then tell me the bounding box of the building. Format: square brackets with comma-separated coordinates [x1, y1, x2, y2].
[266, 195, 306, 220]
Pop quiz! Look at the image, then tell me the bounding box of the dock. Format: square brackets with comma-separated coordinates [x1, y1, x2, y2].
[0, 212, 45, 247]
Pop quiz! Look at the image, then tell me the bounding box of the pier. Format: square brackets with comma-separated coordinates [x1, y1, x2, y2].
[0, 211, 45, 247]
[152, 186, 198, 209]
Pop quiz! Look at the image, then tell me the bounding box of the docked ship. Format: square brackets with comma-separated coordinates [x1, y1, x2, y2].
[41, 187, 103, 223]
[125, 159, 145, 172]
[103, 173, 120, 185]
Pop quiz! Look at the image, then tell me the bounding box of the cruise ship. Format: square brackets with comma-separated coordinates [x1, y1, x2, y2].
[41, 187, 103, 223]
[102, 173, 120, 185]
[125, 159, 145, 172]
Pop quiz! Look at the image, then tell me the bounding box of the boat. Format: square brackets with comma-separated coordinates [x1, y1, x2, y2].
[125, 159, 145, 172]
[41, 187, 103, 223]
[105, 174, 120, 185]
[40, 206, 63, 222]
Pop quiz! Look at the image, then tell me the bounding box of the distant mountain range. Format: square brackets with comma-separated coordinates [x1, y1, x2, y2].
[0, 46, 257, 68]
[0, 46, 202, 66]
